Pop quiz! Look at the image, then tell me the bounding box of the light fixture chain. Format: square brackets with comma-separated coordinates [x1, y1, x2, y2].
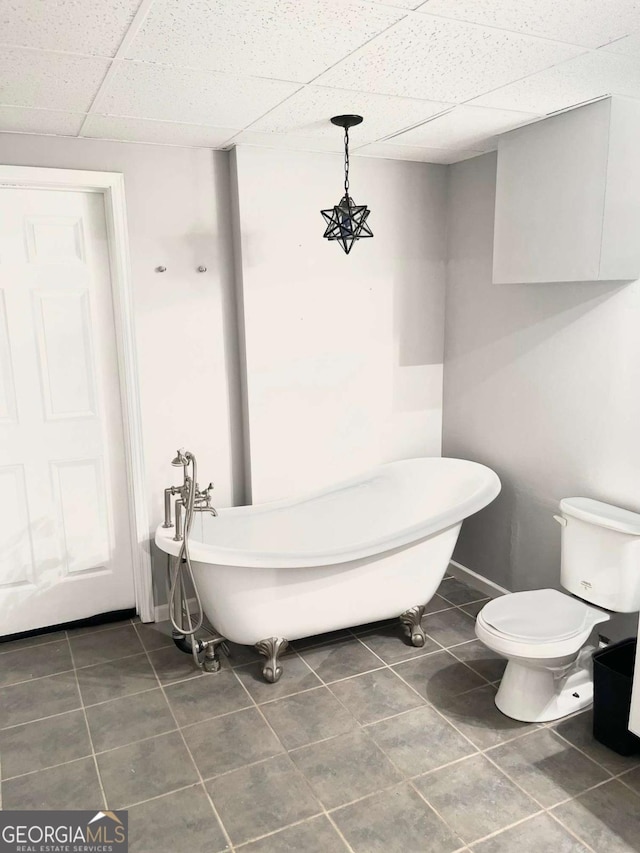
[344, 127, 350, 196]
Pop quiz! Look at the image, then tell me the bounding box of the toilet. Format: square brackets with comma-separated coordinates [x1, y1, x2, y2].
[475, 497, 640, 723]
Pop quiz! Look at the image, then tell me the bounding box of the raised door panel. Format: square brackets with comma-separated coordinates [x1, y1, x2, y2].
[0, 465, 35, 588]
[50, 458, 111, 575]
[32, 289, 97, 420]
[25, 215, 86, 265]
[0, 291, 17, 423]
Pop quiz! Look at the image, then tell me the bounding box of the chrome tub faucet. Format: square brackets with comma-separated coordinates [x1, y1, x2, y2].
[162, 449, 217, 540]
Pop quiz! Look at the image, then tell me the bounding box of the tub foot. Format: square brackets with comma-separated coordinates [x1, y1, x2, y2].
[255, 637, 289, 683]
[400, 605, 426, 647]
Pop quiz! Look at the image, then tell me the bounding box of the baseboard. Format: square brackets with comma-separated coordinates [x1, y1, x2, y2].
[154, 597, 197, 623]
[448, 560, 509, 599]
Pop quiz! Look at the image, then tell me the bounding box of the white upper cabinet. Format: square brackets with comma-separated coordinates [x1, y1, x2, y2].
[493, 97, 640, 283]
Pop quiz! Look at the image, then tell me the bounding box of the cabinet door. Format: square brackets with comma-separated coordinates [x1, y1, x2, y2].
[493, 99, 610, 284]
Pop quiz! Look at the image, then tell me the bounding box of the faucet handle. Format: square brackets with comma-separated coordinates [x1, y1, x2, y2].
[198, 482, 214, 505]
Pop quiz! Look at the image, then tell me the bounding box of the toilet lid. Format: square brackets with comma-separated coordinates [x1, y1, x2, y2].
[481, 589, 599, 643]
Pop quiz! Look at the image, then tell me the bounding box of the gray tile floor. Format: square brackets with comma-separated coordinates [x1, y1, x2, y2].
[1, 575, 640, 852]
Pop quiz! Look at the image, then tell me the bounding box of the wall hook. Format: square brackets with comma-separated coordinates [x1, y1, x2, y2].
[197, 265, 207, 273]
[156, 265, 167, 273]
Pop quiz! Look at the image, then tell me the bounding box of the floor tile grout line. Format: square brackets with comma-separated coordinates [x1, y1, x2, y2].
[2, 658, 485, 786]
[480, 746, 566, 813]
[0, 647, 154, 691]
[70, 647, 151, 672]
[231, 811, 338, 851]
[134, 627, 236, 853]
[107, 780, 215, 816]
[0, 665, 78, 690]
[453, 808, 547, 849]
[27, 610, 635, 849]
[24, 620, 637, 851]
[298, 617, 492, 698]
[543, 772, 636, 811]
[0, 703, 84, 733]
[0, 634, 69, 656]
[521, 725, 618, 778]
[551, 725, 628, 777]
[66, 633, 109, 811]
[614, 772, 640, 800]
[352, 619, 498, 690]
[225, 655, 358, 853]
[303, 669, 474, 852]
[293, 632, 440, 724]
[546, 806, 599, 852]
[0, 683, 167, 732]
[447, 642, 504, 686]
[291, 624, 540, 763]
[333, 776, 463, 847]
[0, 617, 136, 657]
[323, 812, 357, 853]
[387, 660, 497, 753]
[408, 773, 473, 845]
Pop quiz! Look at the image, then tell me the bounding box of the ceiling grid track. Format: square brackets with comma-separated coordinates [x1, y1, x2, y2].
[77, 0, 158, 138]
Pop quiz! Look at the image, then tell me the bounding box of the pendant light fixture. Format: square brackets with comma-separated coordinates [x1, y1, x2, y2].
[321, 115, 373, 254]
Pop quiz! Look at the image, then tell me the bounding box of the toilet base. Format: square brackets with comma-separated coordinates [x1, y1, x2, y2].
[495, 660, 593, 723]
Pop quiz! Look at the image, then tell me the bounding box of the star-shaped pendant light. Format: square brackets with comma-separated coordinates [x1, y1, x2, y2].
[321, 115, 373, 254]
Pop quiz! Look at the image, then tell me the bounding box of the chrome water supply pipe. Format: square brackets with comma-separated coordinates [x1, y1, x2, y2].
[164, 449, 223, 670]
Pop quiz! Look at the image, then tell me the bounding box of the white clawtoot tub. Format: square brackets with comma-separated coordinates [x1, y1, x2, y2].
[156, 457, 500, 679]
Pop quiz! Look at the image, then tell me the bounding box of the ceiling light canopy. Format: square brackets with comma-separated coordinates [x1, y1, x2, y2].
[321, 114, 373, 255]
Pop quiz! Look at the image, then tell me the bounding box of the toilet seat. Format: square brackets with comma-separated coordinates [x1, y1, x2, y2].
[481, 589, 605, 644]
[476, 589, 610, 661]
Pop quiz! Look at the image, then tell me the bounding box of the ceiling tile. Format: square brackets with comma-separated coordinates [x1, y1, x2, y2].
[471, 50, 640, 114]
[231, 131, 346, 153]
[356, 141, 483, 163]
[315, 15, 584, 102]
[389, 104, 540, 149]
[0, 106, 85, 136]
[417, 0, 640, 49]
[81, 114, 238, 147]
[0, 0, 143, 57]
[362, 0, 424, 8]
[97, 60, 301, 126]
[250, 85, 451, 142]
[125, 0, 404, 83]
[601, 32, 640, 57]
[0, 48, 110, 111]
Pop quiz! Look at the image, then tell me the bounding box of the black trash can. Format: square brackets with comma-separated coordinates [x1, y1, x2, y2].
[592, 637, 640, 756]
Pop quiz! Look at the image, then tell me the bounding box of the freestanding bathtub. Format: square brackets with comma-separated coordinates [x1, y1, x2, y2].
[155, 457, 500, 681]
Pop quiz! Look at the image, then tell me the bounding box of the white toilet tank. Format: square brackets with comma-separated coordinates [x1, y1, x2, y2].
[559, 497, 640, 613]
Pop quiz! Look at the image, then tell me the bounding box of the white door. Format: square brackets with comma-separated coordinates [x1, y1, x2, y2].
[0, 187, 136, 635]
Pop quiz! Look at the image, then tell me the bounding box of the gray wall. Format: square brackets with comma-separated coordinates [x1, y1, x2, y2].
[0, 132, 244, 606]
[443, 152, 640, 637]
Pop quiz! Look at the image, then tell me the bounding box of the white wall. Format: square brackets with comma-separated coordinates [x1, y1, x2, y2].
[232, 145, 447, 503]
[444, 152, 640, 637]
[0, 132, 243, 603]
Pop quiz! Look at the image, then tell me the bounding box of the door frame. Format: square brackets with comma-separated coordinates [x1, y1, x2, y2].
[0, 165, 154, 622]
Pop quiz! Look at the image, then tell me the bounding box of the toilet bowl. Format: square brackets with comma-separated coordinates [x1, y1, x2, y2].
[475, 496, 640, 724]
[476, 589, 609, 722]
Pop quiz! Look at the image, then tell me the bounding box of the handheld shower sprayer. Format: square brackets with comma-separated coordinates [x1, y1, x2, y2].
[171, 449, 190, 467]
[164, 449, 222, 670]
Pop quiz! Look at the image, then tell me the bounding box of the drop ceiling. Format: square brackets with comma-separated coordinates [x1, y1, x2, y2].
[2, 0, 640, 164]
